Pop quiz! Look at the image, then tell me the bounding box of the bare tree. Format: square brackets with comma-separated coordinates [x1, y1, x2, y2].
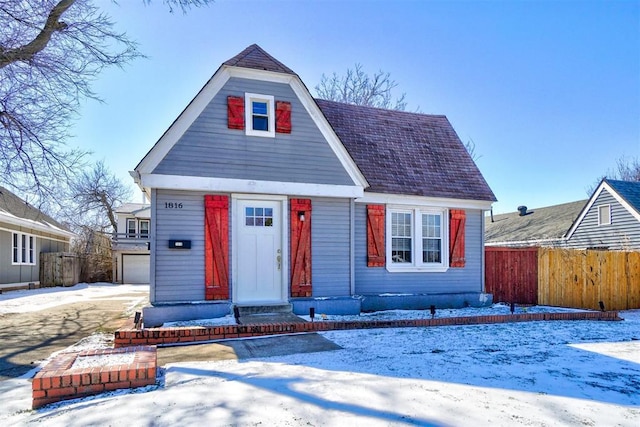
[64, 160, 132, 232]
[587, 155, 640, 194]
[315, 64, 408, 110]
[0, 0, 212, 199]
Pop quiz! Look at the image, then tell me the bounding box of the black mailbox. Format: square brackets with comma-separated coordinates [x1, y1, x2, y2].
[168, 240, 191, 249]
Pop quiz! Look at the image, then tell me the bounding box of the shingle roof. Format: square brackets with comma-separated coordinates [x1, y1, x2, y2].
[316, 99, 496, 201]
[223, 44, 295, 74]
[0, 186, 71, 234]
[485, 200, 587, 245]
[605, 179, 640, 214]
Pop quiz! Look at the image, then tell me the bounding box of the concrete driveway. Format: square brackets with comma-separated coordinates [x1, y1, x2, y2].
[0, 284, 148, 381]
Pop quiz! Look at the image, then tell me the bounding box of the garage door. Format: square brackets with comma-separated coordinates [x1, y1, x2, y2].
[122, 254, 150, 284]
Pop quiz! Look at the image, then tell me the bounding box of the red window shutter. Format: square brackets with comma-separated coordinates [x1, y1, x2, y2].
[290, 199, 311, 297]
[449, 209, 466, 268]
[227, 96, 244, 130]
[276, 101, 291, 133]
[367, 205, 386, 267]
[204, 195, 230, 300]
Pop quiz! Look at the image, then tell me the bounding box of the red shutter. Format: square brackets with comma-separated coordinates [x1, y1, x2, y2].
[276, 101, 291, 133]
[290, 199, 311, 297]
[227, 96, 244, 130]
[449, 209, 466, 268]
[204, 195, 230, 300]
[367, 205, 386, 267]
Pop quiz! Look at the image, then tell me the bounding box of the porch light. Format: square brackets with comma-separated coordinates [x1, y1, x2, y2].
[298, 211, 305, 222]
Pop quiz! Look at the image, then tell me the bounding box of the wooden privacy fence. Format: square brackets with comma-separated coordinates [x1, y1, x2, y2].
[485, 247, 538, 305]
[485, 247, 640, 310]
[538, 248, 640, 311]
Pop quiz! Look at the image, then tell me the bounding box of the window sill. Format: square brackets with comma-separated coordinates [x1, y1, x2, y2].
[245, 129, 275, 138]
[386, 265, 449, 273]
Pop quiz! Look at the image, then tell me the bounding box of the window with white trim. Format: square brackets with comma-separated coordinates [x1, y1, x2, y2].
[597, 204, 611, 226]
[387, 207, 448, 272]
[139, 220, 150, 238]
[12, 232, 36, 265]
[126, 218, 137, 238]
[245, 93, 275, 137]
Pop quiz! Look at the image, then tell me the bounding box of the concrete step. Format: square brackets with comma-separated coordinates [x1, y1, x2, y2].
[233, 304, 304, 325]
[234, 304, 292, 317]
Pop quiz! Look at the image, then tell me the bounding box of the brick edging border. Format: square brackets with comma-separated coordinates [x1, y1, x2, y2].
[114, 311, 620, 348]
[32, 346, 156, 409]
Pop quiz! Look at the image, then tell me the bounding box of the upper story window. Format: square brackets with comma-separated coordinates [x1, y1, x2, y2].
[597, 204, 611, 226]
[127, 218, 137, 238]
[245, 93, 275, 137]
[12, 232, 35, 265]
[125, 218, 150, 239]
[139, 220, 150, 238]
[387, 207, 448, 272]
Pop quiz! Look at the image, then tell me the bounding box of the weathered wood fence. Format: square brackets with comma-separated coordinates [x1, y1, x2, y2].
[486, 247, 640, 310]
[39, 252, 80, 287]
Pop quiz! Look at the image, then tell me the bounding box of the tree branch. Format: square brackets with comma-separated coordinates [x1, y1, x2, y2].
[0, 0, 76, 69]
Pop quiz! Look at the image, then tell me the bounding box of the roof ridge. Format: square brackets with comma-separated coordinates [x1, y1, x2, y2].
[314, 98, 447, 119]
[223, 44, 295, 74]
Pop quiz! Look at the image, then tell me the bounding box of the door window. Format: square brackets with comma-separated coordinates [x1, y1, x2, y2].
[245, 207, 274, 227]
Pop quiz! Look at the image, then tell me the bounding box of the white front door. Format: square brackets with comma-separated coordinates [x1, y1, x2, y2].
[235, 199, 284, 303]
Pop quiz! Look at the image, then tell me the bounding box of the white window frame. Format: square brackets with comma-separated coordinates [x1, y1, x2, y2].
[139, 220, 150, 238]
[245, 93, 275, 138]
[12, 232, 36, 265]
[386, 206, 448, 272]
[126, 218, 137, 238]
[597, 204, 611, 226]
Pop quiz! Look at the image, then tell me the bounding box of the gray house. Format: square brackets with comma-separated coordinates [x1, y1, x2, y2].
[131, 45, 496, 326]
[565, 179, 640, 250]
[0, 186, 74, 288]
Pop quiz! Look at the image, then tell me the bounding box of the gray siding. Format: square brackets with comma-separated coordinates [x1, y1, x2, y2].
[310, 198, 351, 297]
[152, 191, 354, 303]
[354, 205, 484, 294]
[153, 190, 213, 302]
[566, 189, 640, 250]
[153, 78, 353, 186]
[0, 223, 69, 285]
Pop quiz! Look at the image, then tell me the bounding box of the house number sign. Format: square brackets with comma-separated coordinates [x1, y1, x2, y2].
[164, 202, 183, 209]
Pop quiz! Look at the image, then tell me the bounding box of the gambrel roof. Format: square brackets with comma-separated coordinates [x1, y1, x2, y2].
[316, 99, 496, 201]
[223, 44, 296, 75]
[134, 44, 495, 204]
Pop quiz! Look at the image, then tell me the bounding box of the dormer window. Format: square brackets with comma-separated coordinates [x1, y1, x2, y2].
[245, 93, 275, 137]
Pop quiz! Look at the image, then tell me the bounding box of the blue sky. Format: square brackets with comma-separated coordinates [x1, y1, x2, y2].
[72, 0, 639, 213]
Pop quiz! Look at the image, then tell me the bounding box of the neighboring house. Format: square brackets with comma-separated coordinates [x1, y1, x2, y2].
[131, 44, 496, 326]
[565, 179, 640, 250]
[112, 203, 151, 284]
[485, 200, 587, 247]
[0, 186, 74, 287]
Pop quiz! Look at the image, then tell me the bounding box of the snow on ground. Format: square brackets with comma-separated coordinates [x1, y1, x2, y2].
[0, 285, 639, 426]
[0, 282, 148, 315]
[163, 303, 586, 327]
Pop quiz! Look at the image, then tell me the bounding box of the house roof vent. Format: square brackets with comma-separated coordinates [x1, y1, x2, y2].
[517, 205, 528, 216]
